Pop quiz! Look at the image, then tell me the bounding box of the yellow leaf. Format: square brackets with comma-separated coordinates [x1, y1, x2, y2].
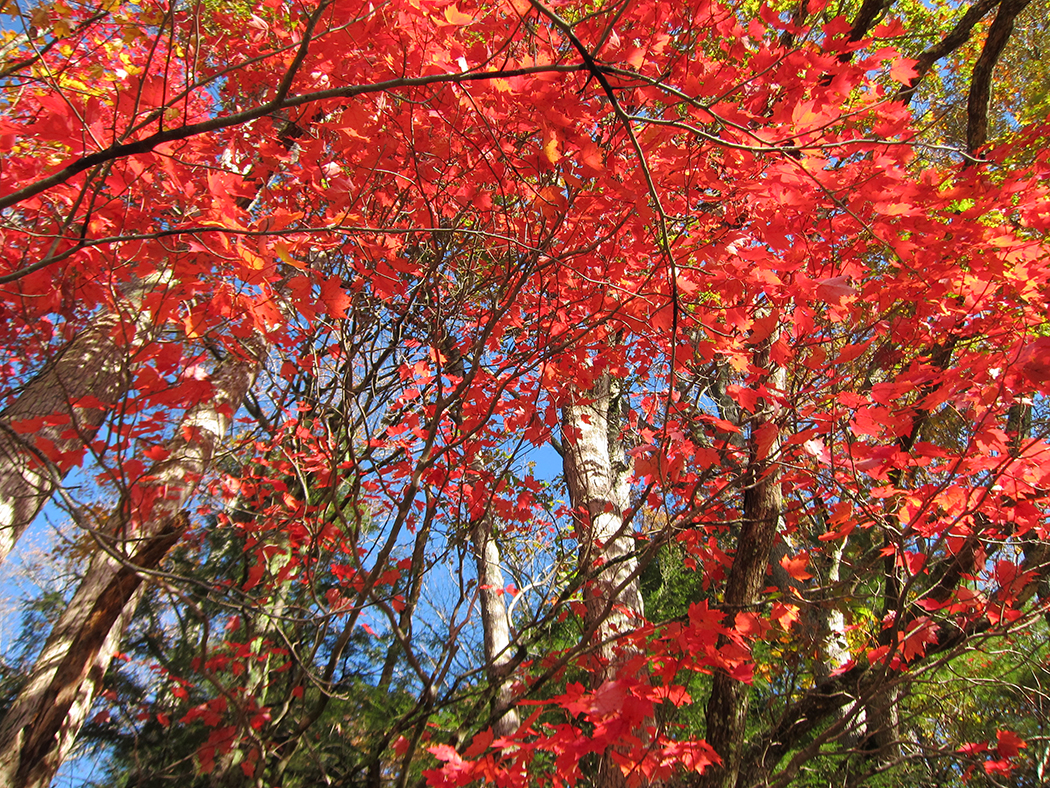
[275, 241, 305, 269]
[444, 4, 473, 25]
[542, 133, 560, 164]
[236, 245, 265, 271]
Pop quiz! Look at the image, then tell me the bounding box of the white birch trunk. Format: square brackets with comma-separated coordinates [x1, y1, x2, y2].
[0, 314, 135, 564]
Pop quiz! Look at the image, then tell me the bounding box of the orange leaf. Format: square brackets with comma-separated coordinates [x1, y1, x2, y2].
[889, 58, 919, 84]
[771, 601, 800, 629]
[779, 552, 814, 581]
[541, 128, 561, 164]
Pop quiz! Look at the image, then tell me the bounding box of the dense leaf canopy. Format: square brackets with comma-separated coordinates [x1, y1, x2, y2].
[1, 0, 1049, 787]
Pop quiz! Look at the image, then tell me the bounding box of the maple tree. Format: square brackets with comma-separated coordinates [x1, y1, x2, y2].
[1, 0, 1050, 787]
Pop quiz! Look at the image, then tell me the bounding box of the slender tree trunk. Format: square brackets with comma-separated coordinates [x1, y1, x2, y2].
[0, 339, 264, 788]
[811, 540, 850, 681]
[799, 539, 868, 785]
[698, 347, 786, 788]
[378, 500, 434, 693]
[561, 371, 644, 788]
[471, 513, 520, 737]
[965, 0, 1033, 154]
[807, 535, 868, 756]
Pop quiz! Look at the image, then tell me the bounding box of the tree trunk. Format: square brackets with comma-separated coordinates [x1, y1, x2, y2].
[965, 0, 1034, 154]
[471, 513, 520, 738]
[0, 339, 264, 788]
[0, 312, 138, 565]
[0, 270, 175, 567]
[698, 348, 786, 788]
[561, 371, 644, 788]
[562, 372, 643, 674]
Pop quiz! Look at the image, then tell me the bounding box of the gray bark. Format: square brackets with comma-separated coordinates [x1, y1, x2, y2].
[0, 274, 171, 566]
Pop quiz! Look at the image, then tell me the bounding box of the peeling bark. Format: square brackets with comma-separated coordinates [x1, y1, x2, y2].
[561, 371, 643, 788]
[0, 339, 264, 788]
[0, 517, 185, 788]
[562, 372, 643, 677]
